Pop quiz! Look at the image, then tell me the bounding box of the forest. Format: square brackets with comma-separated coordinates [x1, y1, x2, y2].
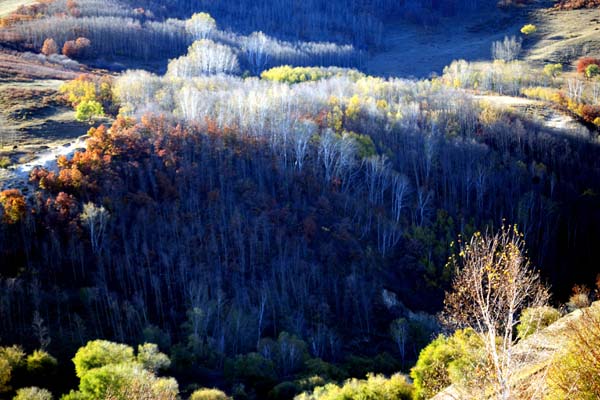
[1, 0, 600, 399]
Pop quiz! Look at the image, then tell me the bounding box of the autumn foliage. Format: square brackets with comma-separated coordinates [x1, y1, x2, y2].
[576, 57, 600, 74]
[0, 189, 27, 224]
[554, 0, 600, 9]
[62, 37, 91, 59]
[41, 38, 58, 56]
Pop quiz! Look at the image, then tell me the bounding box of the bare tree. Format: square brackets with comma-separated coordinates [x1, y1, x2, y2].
[443, 226, 549, 400]
[185, 12, 216, 41]
[80, 202, 109, 254]
[492, 36, 522, 62]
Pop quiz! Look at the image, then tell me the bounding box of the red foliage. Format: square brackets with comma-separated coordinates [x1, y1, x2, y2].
[577, 57, 600, 74]
[581, 105, 600, 124]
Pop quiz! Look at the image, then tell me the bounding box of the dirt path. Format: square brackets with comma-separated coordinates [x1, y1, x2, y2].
[474, 94, 590, 136]
[0, 135, 88, 190]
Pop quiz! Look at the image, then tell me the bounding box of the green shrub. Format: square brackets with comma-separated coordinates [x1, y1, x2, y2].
[543, 63, 562, 79]
[13, 387, 53, 400]
[410, 329, 486, 400]
[295, 373, 413, 400]
[303, 358, 346, 382]
[0, 157, 11, 169]
[72, 340, 135, 378]
[27, 350, 58, 375]
[586, 64, 600, 79]
[268, 381, 299, 400]
[79, 363, 178, 400]
[224, 353, 277, 393]
[136, 343, 170, 372]
[0, 346, 26, 393]
[189, 388, 231, 400]
[516, 306, 561, 339]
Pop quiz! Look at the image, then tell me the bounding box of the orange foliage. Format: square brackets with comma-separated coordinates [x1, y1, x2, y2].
[62, 37, 91, 58]
[581, 105, 600, 124]
[0, 189, 27, 224]
[577, 57, 600, 74]
[41, 38, 58, 56]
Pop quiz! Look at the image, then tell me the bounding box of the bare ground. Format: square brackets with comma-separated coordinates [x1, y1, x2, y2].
[366, 0, 600, 78]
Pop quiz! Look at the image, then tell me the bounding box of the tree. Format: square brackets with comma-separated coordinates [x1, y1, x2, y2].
[72, 340, 135, 378]
[80, 203, 109, 253]
[68, 340, 177, 400]
[75, 100, 104, 123]
[0, 189, 27, 224]
[186, 13, 216, 40]
[492, 36, 522, 61]
[41, 38, 58, 56]
[442, 226, 549, 400]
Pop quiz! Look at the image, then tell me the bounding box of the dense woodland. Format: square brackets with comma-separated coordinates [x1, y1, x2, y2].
[1, 0, 600, 399]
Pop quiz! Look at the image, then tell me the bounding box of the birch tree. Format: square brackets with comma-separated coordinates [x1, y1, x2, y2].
[442, 226, 549, 400]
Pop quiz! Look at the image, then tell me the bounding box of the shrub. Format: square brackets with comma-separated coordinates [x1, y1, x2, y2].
[72, 340, 135, 378]
[546, 303, 600, 399]
[0, 157, 11, 169]
[295, 373, 413, 400]
[79, 363, 178, 400]
[521, 87, 560, 102]
[14, 387, 53, 400]
[136, 343, 170, 373]
[567, 285, 591, 311]
[586, 64, 600, 78]
[576, 57, 600, 74]
[520, 24, 537, 35]
[189, 388, 231, 400]
[543, 63, 563, 78]
[261, 66, 364, 84]
[268, 381, 299, 400]
[516, 306, 561, 339]
[410, 329, 486, 400]
[26, 350, 58, 376]
[224, 353, 277, 393]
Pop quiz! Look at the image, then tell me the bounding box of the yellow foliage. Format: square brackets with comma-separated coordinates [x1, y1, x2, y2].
[345, 95, 361, 121]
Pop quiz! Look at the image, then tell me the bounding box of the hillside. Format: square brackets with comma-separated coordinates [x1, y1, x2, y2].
[0, 1, 599, 399]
